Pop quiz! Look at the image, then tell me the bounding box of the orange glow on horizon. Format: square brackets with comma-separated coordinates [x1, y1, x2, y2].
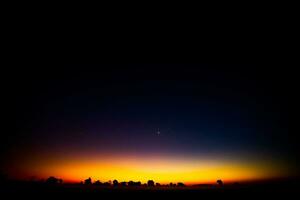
[12, 154, 292, 184]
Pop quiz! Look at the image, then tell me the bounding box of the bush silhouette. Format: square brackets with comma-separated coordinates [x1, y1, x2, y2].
[147, 180, 155, 187]
[84, 177, 92, 185]
[103, 181, 111, 186]
[135, 181, 141, 186]
[113, 180, 118, 186]
[233, 182, 240, 186]
[128, 181, 134, 186]
[46, 176, 62, 185]
[217, 179, 223, 186]
[177, 182, 185, 187]
[94, 180, 103, 185]
[120, 181, 127, 187]
[169, 182, 176, 187]
[127, 181, 141, 186]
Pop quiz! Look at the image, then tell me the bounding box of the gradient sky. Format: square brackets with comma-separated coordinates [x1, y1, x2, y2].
[2, 64, 297, 184]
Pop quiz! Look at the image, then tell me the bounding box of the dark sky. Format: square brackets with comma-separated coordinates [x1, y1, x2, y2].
[2, 64, 297, 181]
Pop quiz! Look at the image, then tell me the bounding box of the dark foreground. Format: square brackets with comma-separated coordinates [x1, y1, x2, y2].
[1, 181, 297, 200]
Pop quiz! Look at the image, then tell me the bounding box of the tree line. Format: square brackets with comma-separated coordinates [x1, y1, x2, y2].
[45, 176, 224, 187]
[46, 176, 187, 187]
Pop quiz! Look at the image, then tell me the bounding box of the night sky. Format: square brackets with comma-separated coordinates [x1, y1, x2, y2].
[2, 64, 297, 184]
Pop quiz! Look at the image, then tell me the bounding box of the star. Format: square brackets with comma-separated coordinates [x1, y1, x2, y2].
[157, 129, 160, 136]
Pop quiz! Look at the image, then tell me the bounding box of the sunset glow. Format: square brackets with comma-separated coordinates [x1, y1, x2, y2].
[4, 64, 297, 192]
[12, 153, 291, 184]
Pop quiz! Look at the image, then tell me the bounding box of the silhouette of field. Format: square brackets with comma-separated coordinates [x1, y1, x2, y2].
[1, 179, 297, 200]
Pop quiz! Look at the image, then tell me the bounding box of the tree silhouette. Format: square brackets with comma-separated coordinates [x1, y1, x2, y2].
[128, 181, 134, 186]
[147, 180, 155, 187]
[84, 177, 92, 185]
[120, 182, 127, 187]
[46, 176, 62, 185]
[217, 179, 223, 186]
[103, 181, 111, 186]
[169, 182, 176, 187]
[177, 182, 185, 187]
[113, 179, 118, 186]
[125, 181, 140, 186]
[94, 180, 102, 185]
[135, 181, 141, 186]
[233, 182, 240, 186]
